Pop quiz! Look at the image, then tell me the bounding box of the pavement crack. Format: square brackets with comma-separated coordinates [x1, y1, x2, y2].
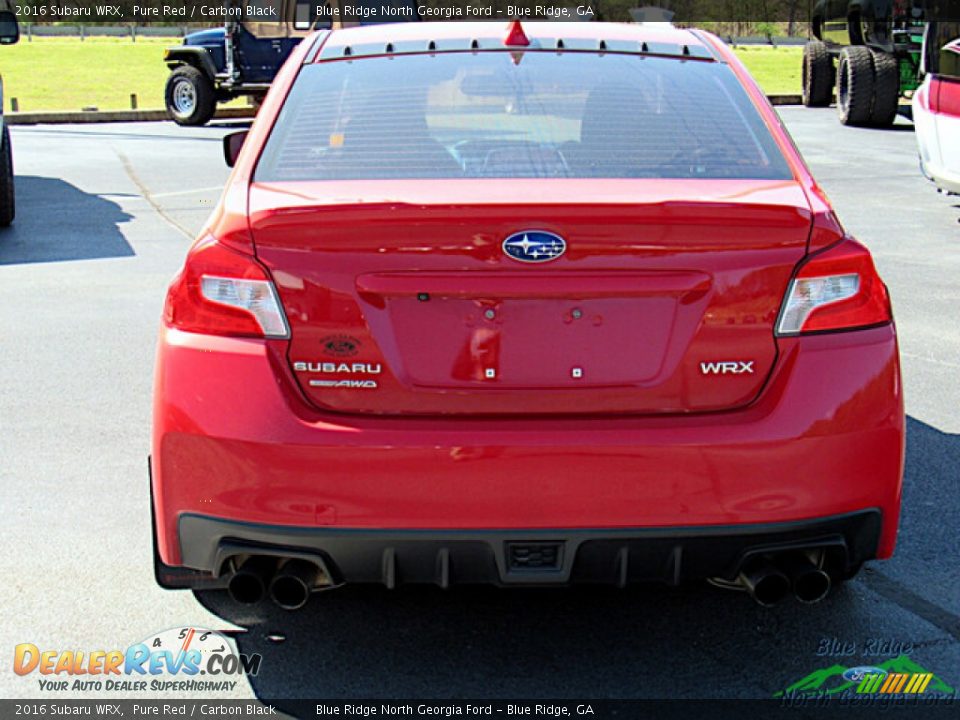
[113, 145, 194, 240]
[862, 569, 960, 641]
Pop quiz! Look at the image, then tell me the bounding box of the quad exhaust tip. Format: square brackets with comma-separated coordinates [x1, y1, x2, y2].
[225, 555, 322, 609]
[738, 559, 791, 607]
[736, 551, 833, 606]
[780, 552, 832, 604]
[227, 556, 276, 605]
[269, 559, 320, 611]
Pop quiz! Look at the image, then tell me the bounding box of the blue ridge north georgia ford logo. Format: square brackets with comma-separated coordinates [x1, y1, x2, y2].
[502, 231, 567, 263]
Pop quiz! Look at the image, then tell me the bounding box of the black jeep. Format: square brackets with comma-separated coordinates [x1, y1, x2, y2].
[164, 0, 417, 126]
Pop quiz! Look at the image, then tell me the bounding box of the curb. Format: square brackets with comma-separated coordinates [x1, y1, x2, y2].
[6, 96, 804, 125]
[6, 107, 257, 126]
[768, 95, 803, 105]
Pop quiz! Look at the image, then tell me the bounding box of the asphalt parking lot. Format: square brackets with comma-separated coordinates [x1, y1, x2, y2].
[1, 107, 958, 704]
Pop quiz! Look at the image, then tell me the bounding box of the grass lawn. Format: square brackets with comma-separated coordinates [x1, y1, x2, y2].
[2, 37, 175, 112]
[733, 45, 803, 96]
[0, 37, 803, 113]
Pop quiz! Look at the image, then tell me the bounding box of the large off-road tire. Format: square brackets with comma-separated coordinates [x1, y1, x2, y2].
[836, 46, 875, 126]
[165, 65, 216, 127]
[0, 124, 14, 228]
[802, 41, 833, 107]
[869, 49, 900, 127]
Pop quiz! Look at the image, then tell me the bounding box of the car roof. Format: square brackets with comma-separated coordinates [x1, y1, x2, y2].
[311, 21, 718, 63]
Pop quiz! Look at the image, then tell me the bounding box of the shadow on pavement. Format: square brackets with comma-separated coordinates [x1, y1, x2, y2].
[209, 121, 254, 130]
[861, 417, 960, 639]
[191, 416, 959, 706]
[863, 123, 915, 133]
[0, 176, 134, 265]
[198, 582, 783, 702]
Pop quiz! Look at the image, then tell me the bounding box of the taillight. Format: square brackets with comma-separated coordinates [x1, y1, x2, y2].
[776, 238, 892, 335]
[163, 237, 289, 339]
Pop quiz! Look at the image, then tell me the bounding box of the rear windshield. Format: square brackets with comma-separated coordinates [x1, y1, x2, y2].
[255, 51, 793, 181]
[925, 22, 960, 77]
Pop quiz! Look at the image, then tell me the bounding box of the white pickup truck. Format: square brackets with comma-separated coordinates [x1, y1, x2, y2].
[914, 21, 960, 195]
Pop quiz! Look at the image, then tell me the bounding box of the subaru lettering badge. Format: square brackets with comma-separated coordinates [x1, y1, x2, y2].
[502, 231, 566, 263]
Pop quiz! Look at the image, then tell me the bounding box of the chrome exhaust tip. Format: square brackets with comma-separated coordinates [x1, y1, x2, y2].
[227, 556, 275, 605]
[269, 559, 319, 611]
[738, 559, 791, 607]
[779, 552, 832, 604]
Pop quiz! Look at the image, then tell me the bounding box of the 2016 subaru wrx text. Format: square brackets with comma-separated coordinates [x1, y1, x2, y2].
[151, 21, 903, 609]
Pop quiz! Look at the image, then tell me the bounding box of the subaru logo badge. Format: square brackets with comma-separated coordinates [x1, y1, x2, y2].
[502, 231, 566, 263]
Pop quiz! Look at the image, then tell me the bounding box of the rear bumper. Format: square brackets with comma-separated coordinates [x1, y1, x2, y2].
[152, 323, 904, 576]
[919, 157, 960, 195]
[159, 510, 881, 588]
[913, 85, 960, 195]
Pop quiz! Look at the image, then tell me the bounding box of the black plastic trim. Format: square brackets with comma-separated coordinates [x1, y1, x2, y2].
[164, 47, 219, 79]
[171, 510, 882, 590]
[151, 457, 223, 590]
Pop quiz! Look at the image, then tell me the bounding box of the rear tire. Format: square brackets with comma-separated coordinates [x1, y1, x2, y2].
[0, 125, 14, 228]
[165, 65, 216, 127]
[869, 50, 900, 127]
[802, 41, 833, 107]
[837, 46, 875, 126]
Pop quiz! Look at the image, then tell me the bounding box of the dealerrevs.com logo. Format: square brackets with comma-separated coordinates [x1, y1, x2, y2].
[13, 627, 262, 693]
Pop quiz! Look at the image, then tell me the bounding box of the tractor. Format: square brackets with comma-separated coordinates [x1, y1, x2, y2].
[802, 0, 926, 126]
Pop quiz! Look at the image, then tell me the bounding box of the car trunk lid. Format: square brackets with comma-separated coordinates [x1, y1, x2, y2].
[250, 179, 812, 416]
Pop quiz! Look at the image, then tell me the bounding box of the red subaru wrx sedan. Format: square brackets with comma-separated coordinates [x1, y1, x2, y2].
[151, 21, 904, 609]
